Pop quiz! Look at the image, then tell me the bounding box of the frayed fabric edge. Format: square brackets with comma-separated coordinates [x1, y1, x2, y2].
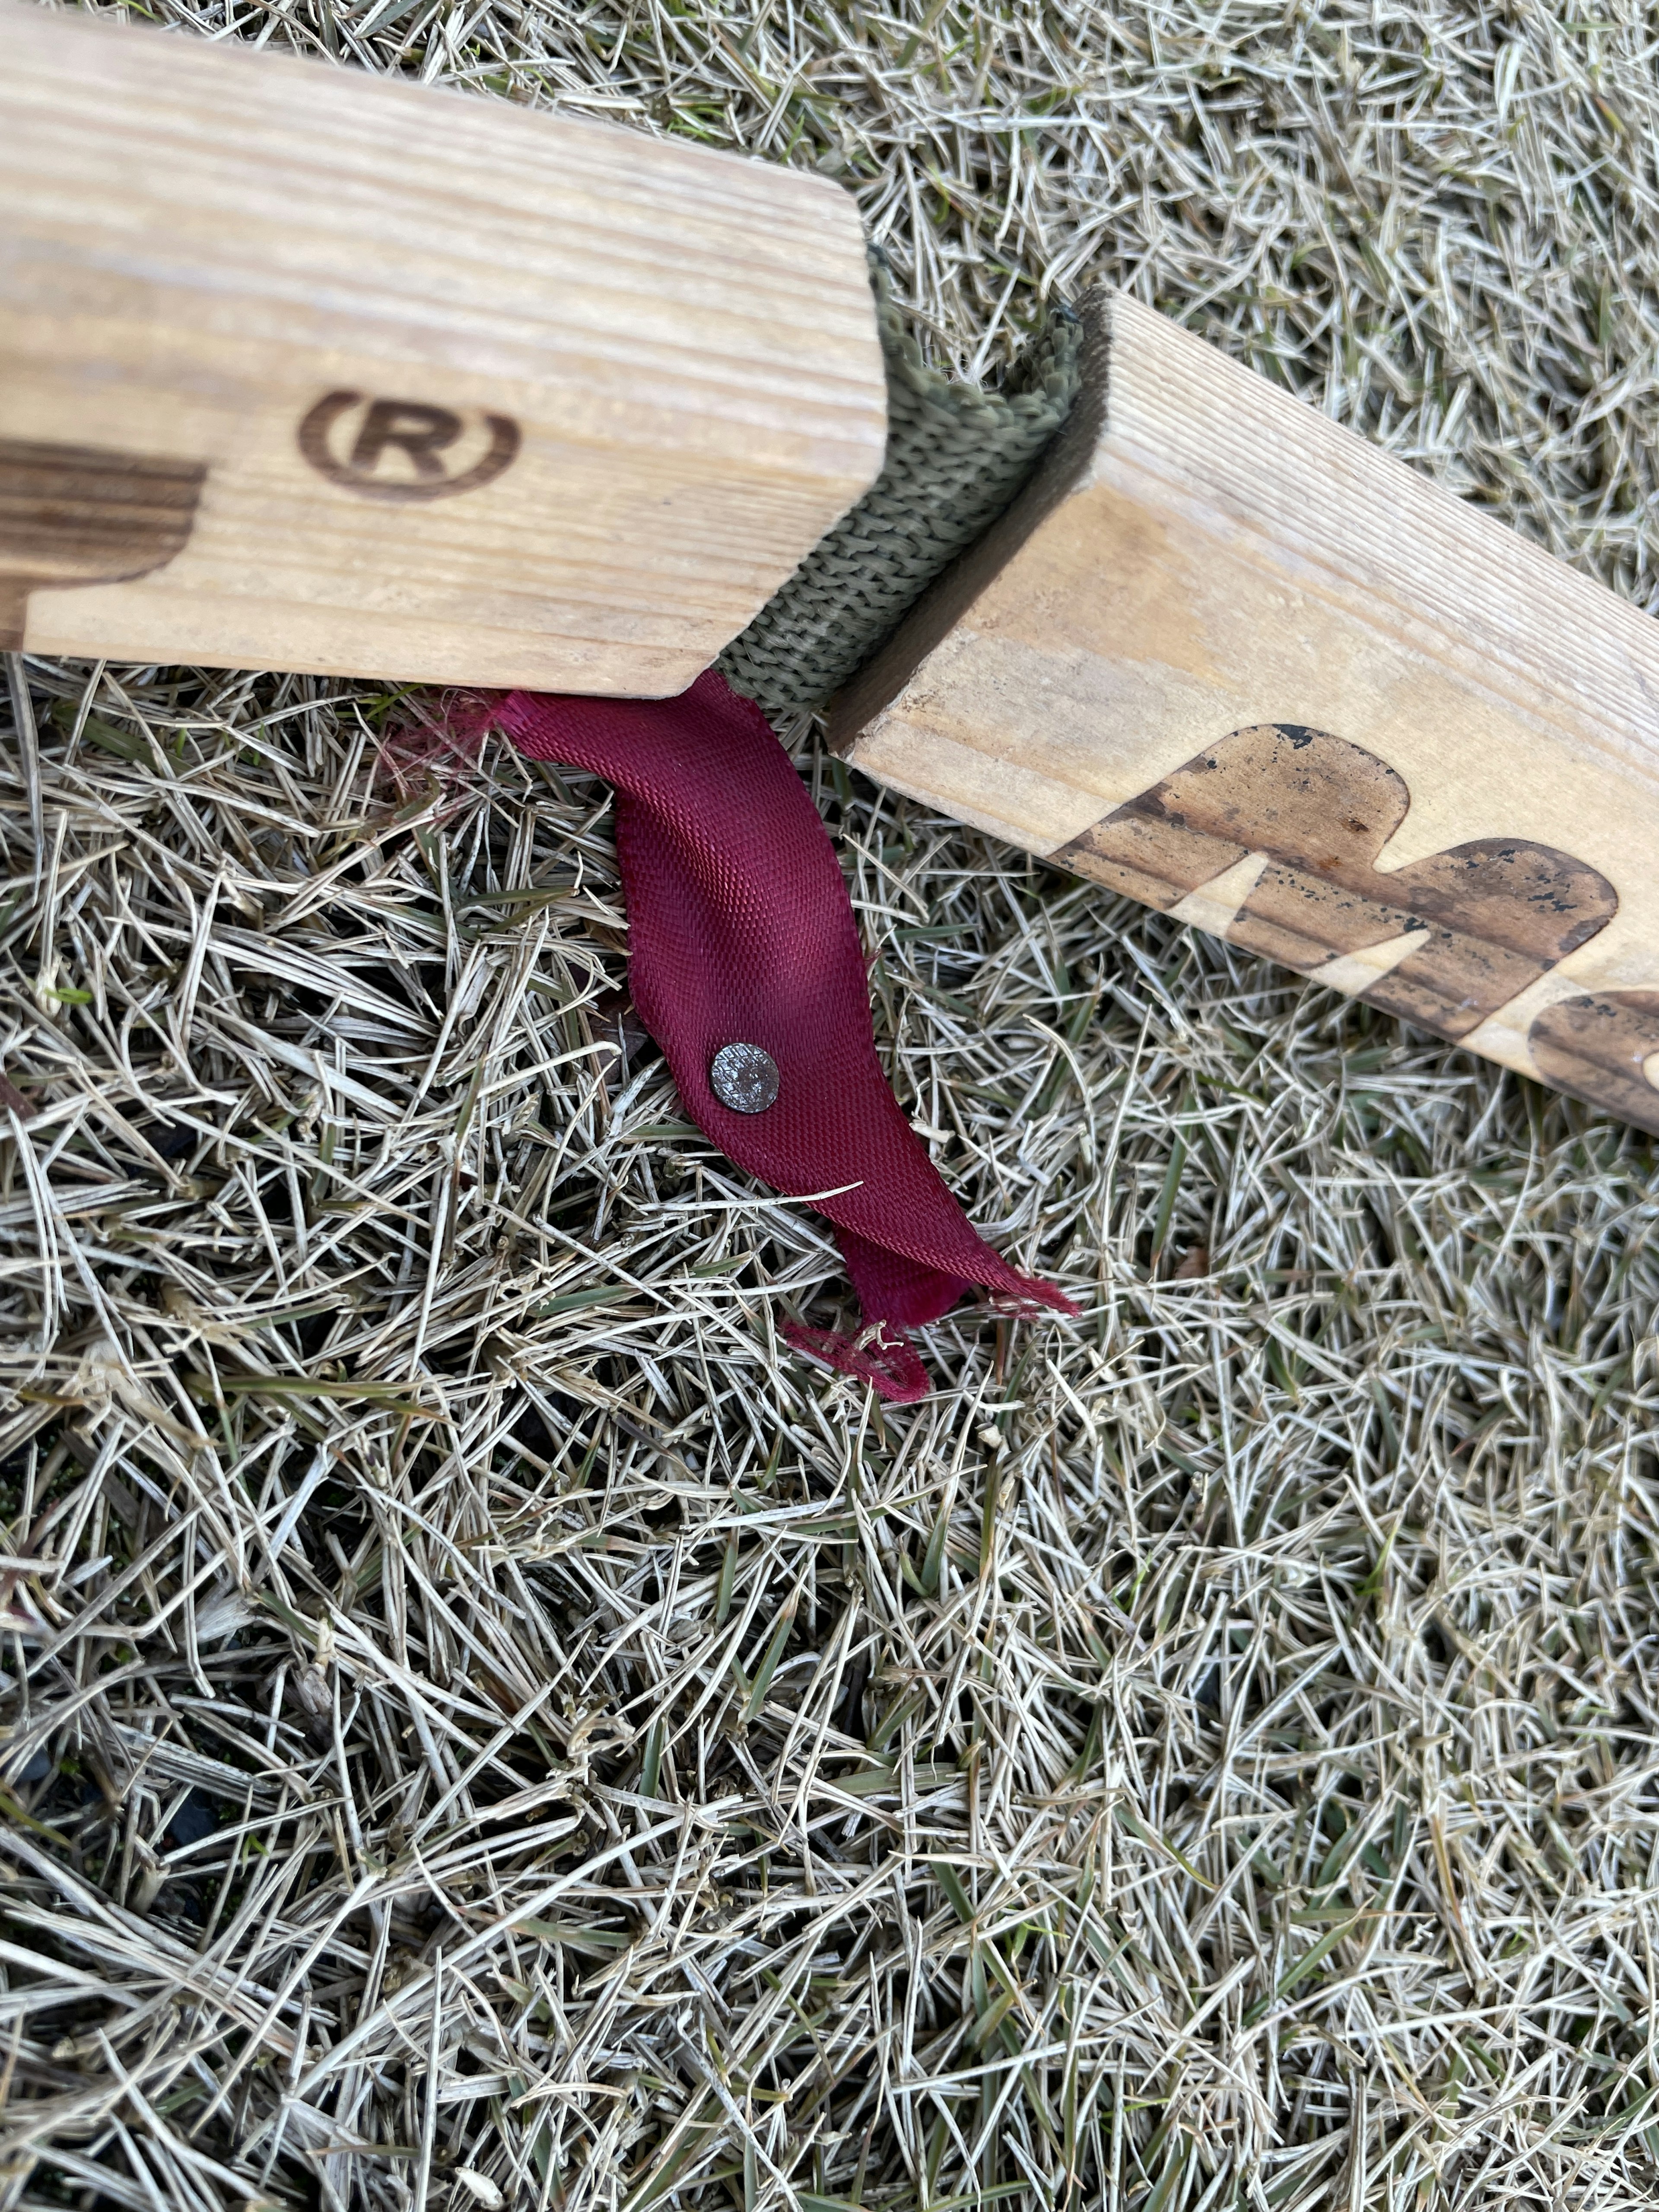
[780, 1320, 933, 1404]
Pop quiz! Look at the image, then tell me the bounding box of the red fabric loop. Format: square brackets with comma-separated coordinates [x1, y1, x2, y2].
[497, 671, 1074, 1400]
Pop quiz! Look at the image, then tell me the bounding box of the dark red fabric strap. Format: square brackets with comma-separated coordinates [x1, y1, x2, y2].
[497, 671, 1073, 1400]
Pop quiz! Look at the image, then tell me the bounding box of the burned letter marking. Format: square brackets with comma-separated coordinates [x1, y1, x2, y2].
[1526, 992, 1659, 1135]
[1055, 724, 1617, 1041]
[0, 436, 207, 650]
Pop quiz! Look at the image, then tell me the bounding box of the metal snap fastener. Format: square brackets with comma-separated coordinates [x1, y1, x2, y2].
[710, 1042, 779, 1114]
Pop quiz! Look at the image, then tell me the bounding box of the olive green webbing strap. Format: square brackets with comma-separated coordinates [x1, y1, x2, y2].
[718, 255, 1081, 723]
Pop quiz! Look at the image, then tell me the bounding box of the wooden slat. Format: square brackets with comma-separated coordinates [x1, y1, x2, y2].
[0, 2, 884, 691]
[831, 289, 1659, 1134]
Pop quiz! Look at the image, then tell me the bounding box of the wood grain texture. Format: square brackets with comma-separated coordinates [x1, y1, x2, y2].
[0, 2, 884, 690]
[830, 289, 1659, 1134]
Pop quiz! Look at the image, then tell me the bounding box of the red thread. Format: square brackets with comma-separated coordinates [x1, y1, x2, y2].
[375, 688, 493, 805]
[497, 671, 1074, 1401]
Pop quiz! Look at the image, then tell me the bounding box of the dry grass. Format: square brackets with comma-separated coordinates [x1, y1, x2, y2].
[5, 3, 1659, 2211]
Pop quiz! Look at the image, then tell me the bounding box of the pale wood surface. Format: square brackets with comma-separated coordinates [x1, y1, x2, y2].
[831, 289, 1659, 1134]
[0, 2, 884, 691]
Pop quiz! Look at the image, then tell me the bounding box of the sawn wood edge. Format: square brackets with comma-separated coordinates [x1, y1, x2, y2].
[828, 288, 1659, 1135]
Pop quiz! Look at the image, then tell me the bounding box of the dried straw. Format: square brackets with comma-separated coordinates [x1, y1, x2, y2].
[3, 3, 1659, 2210]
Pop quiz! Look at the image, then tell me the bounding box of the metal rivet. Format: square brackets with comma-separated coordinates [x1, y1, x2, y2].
[710, 1042, 779, 1114]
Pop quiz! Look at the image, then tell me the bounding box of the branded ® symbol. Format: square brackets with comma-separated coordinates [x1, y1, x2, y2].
[298, 392, 520, 502]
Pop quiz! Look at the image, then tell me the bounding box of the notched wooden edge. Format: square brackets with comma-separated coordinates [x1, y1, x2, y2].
[824, 286, 1114, 757]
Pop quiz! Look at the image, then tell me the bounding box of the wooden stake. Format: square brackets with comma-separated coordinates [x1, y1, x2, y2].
[0, 2, 884, 693]
[831, 290, 1659, 1134]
